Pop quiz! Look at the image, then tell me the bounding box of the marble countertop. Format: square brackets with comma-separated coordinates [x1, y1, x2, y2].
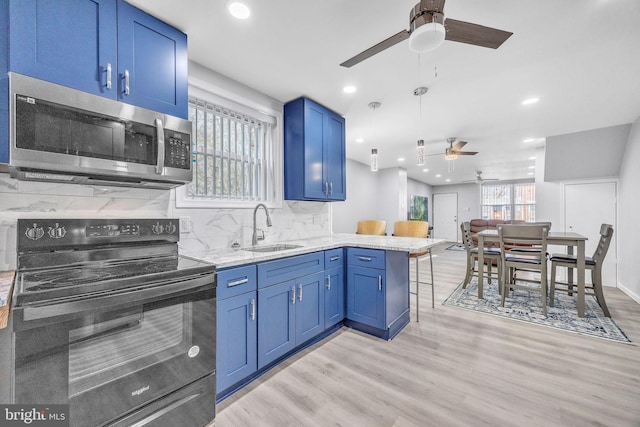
[183, 233, 445, 269]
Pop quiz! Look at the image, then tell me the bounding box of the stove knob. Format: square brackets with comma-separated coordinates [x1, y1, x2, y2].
[165, 222, 177, 234]
[25, 224, 45, 240]
[48, 223, 67, 239]
[152, 222, 164, 234]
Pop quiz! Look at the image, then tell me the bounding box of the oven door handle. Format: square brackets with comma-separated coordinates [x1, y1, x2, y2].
[17, 274, 215, 324]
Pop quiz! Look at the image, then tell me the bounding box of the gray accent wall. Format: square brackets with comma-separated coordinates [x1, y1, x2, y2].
[544, 124, 631, 181]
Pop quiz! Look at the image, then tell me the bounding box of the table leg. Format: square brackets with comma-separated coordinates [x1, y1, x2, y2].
[477, 235, 484, 299]
[577, 240, 586, 317]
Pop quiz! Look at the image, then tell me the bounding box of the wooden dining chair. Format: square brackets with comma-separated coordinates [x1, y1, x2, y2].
[356, 220, 387, 236]
[549, 224, 613, 317]
[498, 223, 550, 315]
[460, 222, 502, 290]
[393, 220, 433, 321]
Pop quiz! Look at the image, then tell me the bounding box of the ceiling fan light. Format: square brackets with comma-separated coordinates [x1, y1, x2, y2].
[409, 22, 446, 53]
[445, 152, 458, 161]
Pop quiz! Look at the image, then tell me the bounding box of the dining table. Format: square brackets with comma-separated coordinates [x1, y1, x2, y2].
[476, 229, 589, 317]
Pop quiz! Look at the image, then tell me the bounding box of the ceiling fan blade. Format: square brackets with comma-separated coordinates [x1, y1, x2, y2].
[444, 19, 513, 49]
[455, 151, 478, 156]
[451, 140, 468, 151]
[340, 30, 410, 68]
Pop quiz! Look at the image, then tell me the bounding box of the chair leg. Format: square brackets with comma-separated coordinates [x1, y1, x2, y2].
[487, 260, 492, 285]
[462, 255, 473, 289]
[415, 257, 420, 322]
[429, 251, 434, 309]
[541, 269, 548, 317]
[592, 269, 611, 317]
[549, 262, 556, 307]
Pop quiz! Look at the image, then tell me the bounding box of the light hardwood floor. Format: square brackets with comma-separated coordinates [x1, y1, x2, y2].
[211, 244, 640, 427]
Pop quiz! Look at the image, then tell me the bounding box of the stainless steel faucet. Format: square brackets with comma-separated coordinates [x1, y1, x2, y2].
[252, 203, 273, 246]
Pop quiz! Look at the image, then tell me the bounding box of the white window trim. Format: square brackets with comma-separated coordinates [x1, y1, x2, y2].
[175, 81, 283, 209]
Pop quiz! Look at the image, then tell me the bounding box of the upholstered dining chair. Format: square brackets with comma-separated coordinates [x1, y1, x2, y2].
[460, 222, 502, 290]
[549, 224, 614, 317]
[356, 220, 386, 236]
[393, 220, 433, 321]
[498, 223, 550, 315]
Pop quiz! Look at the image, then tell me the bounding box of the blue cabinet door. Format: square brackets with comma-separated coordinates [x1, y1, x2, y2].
[9, 0, 117, 97]
[116, 0, 188, 118]
[325, 266, 345, 328]
[295, 271, 325, 344]
[302, 101, 328, 200]
[325, 111, 346, 201]
[216, 292, 257, 394]
[347, 266, 386, 330]
[257, 281, 296, 369]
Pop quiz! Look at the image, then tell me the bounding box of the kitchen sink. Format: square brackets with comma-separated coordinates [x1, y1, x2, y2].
[244, 244, 304, 253]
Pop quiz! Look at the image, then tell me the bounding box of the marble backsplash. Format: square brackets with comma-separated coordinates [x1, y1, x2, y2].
[0, 173, 330, 270]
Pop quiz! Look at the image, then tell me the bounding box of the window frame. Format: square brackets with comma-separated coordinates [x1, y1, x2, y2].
[480, 180, 536, 221]
[175, 85, 283, 209]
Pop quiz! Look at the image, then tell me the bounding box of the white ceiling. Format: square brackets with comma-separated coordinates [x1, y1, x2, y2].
[128, 0, 640, 185]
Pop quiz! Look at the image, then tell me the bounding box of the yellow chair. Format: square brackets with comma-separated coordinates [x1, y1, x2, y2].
[393, 220, 434, 321]
[356, 220, 386, 236]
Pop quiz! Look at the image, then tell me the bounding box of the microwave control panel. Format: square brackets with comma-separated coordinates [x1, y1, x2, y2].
[165, 130, 191, 169]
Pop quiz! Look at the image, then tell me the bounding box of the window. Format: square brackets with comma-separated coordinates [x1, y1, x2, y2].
[481, 182, 535, 221]
[176, 89, 281, 208]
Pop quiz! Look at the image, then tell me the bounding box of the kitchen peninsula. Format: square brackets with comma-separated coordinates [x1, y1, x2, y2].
[185, 234, 442, 400]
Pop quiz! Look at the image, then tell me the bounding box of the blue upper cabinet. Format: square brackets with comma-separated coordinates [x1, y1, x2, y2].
[7, 0, 188, 118]
[284, 97, 346, 201]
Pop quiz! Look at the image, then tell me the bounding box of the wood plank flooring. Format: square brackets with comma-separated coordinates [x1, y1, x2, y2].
[210, 244, 640, 427]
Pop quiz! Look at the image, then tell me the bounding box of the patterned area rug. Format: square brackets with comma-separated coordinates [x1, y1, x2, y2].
[445, 243, 466, 251]
[443, 277, 631, 343]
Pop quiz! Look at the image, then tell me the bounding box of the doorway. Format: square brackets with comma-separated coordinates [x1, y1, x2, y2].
[564, 181, 617, 287]
[433, 193, 458, 241]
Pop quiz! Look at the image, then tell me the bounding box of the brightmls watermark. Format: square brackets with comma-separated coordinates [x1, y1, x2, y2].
[0, 405, 69, 426]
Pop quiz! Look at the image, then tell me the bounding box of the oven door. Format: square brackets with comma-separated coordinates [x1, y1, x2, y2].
[11, 274, 216, 427]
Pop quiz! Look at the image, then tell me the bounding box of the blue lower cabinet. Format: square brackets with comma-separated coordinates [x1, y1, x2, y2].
[295, 271, 326, 343]
[257, 280, 296, 369]
[347, 266, 386, 330]
[216, 291, 257, 394]
[325, 266, 345, 329]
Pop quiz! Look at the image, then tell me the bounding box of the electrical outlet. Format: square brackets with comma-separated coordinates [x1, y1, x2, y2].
[179, 216, 191, 233]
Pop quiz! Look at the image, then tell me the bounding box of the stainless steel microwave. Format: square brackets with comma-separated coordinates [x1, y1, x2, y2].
[7, 72, 193, 189]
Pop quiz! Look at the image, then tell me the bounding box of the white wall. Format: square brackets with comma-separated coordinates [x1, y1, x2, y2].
[617, 115, 640, 302]
[535, 146, 563, 231]
[545, 124, 631, 181]
[331, 159, 379, 233]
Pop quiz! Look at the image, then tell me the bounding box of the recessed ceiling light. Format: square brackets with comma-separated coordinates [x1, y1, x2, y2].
[343, 85, 357, 94]
[445, 178, 451, 182]
[422, 168, 429, 172]
[523, 138, 537, 143]
[227, 1, 251, 19]
[355, 138, 364, 143]
[397, 157, 405, 162]
[435, 174, 442, 178]
[521, 97, 540, 105]
[528, 156, 536, 160]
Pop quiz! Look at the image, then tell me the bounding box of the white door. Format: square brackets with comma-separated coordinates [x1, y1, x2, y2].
[433, 193, 458, 241]
[564, 182, 617, 286]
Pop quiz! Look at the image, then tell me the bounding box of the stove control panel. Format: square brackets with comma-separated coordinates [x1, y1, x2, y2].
[18, 219, 180, 250]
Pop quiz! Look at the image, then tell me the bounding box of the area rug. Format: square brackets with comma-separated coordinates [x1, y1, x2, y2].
[443, 277, 631, 343]
[445, 243, 466, 252]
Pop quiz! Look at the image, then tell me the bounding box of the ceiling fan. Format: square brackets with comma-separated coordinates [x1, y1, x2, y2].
[340, 0, 513, 68]
[429, 137, 478, 160]
[463, 170, 499, 184]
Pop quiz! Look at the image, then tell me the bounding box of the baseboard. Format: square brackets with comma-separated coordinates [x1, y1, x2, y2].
[617, 282, 640, 304]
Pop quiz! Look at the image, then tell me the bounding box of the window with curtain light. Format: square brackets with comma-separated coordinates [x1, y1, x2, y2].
[176, 95, 279, 208]
[481, 182, 535, 221]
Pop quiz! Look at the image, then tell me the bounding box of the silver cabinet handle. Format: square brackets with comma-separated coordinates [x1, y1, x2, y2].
[330, 256, 340, 261]
[325, 181, 329, 196]
[228, 278, 249, 287]
[250, 298, 255, 321]
[298, 283, 303, 301]
[291, 286, 296, 304]
[106, 63, 112, 89]
[124, 69, 130, 95]
[155, 119, 165, 175]
[358, 256, 372, 262]
[329, 182, 333, 195]
[326, 275, 331, 290]
[378, 275, 382, 292]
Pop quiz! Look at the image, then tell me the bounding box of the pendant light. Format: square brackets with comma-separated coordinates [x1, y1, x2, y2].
[368, 102, 381, 172]
[414, 53, 429, 166]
